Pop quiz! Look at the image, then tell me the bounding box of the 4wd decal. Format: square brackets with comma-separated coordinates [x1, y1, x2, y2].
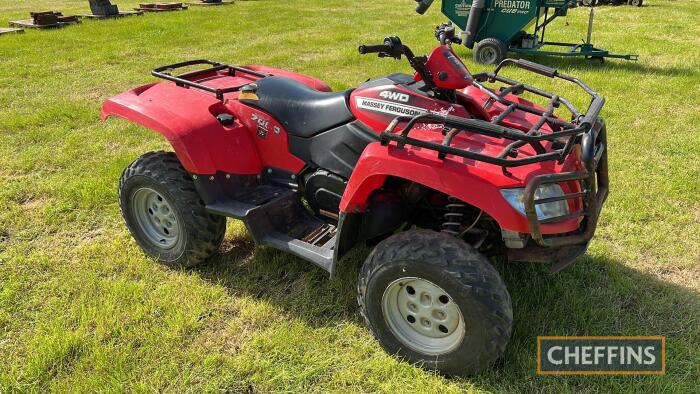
[251, 113, 269, 139]
[379, 90, 410, 103]
[355, 97, 426, 117]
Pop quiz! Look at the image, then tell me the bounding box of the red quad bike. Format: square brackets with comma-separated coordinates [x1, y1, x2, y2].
[103, 36, 608, 375]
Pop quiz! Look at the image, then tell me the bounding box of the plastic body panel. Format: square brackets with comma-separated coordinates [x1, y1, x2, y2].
[340, 142, 581, 235]
[417, 45, 473, 89]
[103, 61, 587, 236]
[343, 82, 584, 235]
[101, 65, 326, 175]
[350, 78, 469, 132]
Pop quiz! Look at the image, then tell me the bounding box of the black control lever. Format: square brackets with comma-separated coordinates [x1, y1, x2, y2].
[435, 22, 462, 45]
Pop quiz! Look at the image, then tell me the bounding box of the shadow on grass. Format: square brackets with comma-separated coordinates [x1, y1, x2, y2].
[193, 235, 698, 387]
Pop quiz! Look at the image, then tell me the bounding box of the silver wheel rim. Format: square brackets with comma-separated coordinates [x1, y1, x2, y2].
[479, 46, 498, 64]
[132, 187, 181, 249]
[382, 277, 466, 355]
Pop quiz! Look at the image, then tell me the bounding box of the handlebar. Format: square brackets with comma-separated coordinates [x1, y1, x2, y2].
[358, 44, 390, 55]
[358, 36, 404, 59]
[358, 36, 436, 89]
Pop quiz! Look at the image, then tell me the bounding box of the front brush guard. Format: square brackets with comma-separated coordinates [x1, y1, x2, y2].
[524, 121, 608, 247]
[380, 58, 608, 247]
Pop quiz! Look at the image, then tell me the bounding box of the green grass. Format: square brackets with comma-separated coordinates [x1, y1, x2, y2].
[1, 0, 699, 392]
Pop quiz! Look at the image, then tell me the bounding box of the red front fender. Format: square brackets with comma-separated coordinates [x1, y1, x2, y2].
[340, 142, 580, 235]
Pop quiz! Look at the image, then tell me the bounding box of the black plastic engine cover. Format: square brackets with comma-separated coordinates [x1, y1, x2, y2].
[289, 120, 378, 179]
[303, 169, 347, 221]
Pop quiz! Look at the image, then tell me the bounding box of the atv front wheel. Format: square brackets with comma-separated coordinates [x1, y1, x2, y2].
[358, 230, 512, 375]
[118, 151, 226, 268]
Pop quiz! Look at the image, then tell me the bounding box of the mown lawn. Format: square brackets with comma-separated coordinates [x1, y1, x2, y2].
[1, 0, 698, 392]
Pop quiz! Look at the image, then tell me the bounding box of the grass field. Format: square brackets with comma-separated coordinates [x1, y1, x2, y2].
[1, 0, 699, 392]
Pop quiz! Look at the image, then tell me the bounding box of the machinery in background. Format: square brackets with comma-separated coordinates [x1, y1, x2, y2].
[415, 0, 638, 64]
[580, 0, 643, 7]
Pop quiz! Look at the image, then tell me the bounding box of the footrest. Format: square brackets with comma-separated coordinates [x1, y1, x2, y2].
[262, 231, 335, 272]
[206, 185, 292, 219]
[205, 184, 337, 274]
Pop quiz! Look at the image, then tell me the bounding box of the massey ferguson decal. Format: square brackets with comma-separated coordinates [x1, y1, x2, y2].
[355, 97, 426, 117]
[355, 96, 461, 123]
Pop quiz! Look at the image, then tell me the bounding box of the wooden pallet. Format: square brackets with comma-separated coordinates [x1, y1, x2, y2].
[8, 19, 80, 29]
[187, 1, 234, 6]
[134, 3, 189, 12]
[0, 27, 24, 35]
[78, 11, 144, 19]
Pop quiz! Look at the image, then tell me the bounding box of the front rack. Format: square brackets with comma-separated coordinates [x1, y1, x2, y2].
[380, 59, 608, 246]
[380, 59, 604, 176]
[152, 60, 269, 100]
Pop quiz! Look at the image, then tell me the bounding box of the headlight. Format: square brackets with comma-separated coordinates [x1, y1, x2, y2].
[500, 184, 569, 221]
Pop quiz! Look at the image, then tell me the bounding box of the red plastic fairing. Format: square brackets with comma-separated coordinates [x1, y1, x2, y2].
[350, 83, 469, 132]
[101, 65, 326, 175]
[416, 45, 473, 90]
[340, 142, 582, 235]
[229, 100, 305, 173]
[102, 82, 262, 175]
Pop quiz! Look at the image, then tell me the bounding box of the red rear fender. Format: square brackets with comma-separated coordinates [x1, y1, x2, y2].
[101, 83, 262, 175]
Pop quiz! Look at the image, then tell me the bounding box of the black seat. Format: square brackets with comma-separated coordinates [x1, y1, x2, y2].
[240, 76, 354, 138]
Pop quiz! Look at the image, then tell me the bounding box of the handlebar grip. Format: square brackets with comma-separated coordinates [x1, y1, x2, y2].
[514, 59, 558, 78]
[358, 44, 389, 55]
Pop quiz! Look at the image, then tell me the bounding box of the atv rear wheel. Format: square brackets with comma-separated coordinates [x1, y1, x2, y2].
[474, 38, 507, 65]
[358, 230, 512, 375]
[118, 151, 226, 268]
[629, 0, 642, 6]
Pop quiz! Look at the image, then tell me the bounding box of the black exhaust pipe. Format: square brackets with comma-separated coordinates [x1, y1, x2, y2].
[464, 0, 486, 49]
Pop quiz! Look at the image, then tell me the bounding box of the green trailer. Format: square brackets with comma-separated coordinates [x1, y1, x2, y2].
[415, 0, 638, 64]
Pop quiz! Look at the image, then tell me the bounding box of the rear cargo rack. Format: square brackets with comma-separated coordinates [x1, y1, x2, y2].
[380, 59, 608, 246]
[152, 60, 269, 100]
